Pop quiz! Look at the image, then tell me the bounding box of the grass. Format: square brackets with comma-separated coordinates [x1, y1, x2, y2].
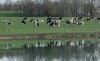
[0, 11, 20, 17]
[0, 17, 100, 36]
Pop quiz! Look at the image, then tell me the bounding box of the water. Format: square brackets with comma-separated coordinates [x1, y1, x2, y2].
[0, 39, 100, 61]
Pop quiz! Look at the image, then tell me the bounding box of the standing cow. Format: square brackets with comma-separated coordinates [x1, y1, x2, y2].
[34, 20, 39, 27]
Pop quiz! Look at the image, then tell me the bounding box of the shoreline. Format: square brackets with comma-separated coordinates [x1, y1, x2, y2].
[0, 32, 100, 40]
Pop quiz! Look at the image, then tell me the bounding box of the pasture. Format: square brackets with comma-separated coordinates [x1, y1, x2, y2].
[0, 17, 100, 36]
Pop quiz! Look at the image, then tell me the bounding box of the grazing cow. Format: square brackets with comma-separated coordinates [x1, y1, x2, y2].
[56, 19, 60, 27]
[23, 17, 28, 21]
[85, 17, 93, 21]
[73, 21, 84, 26]
[1, 20, 8, 24]
[97, 18, 100, 20]
[30, 19, 33, 22]
[47, 17, 52, 24]
[21, 20, 26, 25]
[58, 17, 63, 20]
[78, 17, 83, 21]
[21, 17, 28, 25]
[66, 20, 71, 25]
[7, 22, 14, 25]
[97, 18, 100, 24]
[50, 22, 55, 27]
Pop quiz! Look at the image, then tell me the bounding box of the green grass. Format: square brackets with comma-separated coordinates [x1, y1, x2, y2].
[0, 17, 100, 36]
[0, 11, 20, 17]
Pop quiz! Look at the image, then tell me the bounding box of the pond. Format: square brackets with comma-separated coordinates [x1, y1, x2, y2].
[0, 39, 100, 61]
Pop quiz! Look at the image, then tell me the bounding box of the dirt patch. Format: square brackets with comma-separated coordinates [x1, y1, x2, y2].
[0, 32, 100, 40]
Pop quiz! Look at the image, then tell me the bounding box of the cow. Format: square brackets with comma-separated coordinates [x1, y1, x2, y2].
[34, 20, 39, 27]
[73, 21, 84, 26]
[85, 17, 93, 21]
[58, 17, 63, 20]
[97, 18, 100, 20]
[21, 17, 28, 25]
[66, 20, 71, 25]
[21, 20, 26, 25]
[55, 19, 60, 27]
[50, 22, 55, 27]
[30, 19, 33, 22]
[78, 17, 83, 21]
[47, 17, 52, 24]
[7, 22, 14, 25]
[1, 20, 8, 24]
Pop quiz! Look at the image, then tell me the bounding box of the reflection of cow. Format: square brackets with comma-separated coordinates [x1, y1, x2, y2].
[22, 44, 28, 49]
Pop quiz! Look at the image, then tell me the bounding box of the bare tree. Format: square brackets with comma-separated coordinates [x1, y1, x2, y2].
[3, 0, 12, 11]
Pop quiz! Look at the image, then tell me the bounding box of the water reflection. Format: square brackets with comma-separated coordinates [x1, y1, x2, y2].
[0, 40, 100, 61]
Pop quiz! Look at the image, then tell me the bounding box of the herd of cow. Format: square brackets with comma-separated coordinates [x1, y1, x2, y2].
[21, 17, 100, 27]
[1, 17, 100, 27]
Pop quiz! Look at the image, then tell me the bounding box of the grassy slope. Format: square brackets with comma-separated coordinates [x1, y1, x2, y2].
[0, 17, 100, 35]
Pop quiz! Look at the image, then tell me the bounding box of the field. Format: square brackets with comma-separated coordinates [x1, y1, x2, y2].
[0, 12, 100, 51]
[0, 17, 100, 36]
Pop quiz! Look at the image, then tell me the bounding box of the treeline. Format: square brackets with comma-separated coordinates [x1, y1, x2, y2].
[0, 0, 100, 17]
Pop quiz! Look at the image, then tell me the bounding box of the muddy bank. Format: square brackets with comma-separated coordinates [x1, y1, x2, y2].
[0, 32, 100, 40]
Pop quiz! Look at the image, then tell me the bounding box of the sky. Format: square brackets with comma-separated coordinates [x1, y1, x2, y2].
[0, 0, 17, 3]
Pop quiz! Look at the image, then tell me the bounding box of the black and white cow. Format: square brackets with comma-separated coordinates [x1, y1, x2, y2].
[47, 17, 52, 24]
[97, 18, 100, 20]
[58, 17, 63, 20]
[30, 19, 33, 22]
[34, 20, 39, 27]
[73, 21, 84, 26]
[1, 20, 8, 24]
[66, 20, 71, 25]
[85, 17, 93, 21]
[21, 17, 28, 25]
[97, 18, 100, 24]
[78, 17, 83, 21]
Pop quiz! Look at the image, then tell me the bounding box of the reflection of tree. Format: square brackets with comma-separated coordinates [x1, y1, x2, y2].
[0, 43, 99, 61]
